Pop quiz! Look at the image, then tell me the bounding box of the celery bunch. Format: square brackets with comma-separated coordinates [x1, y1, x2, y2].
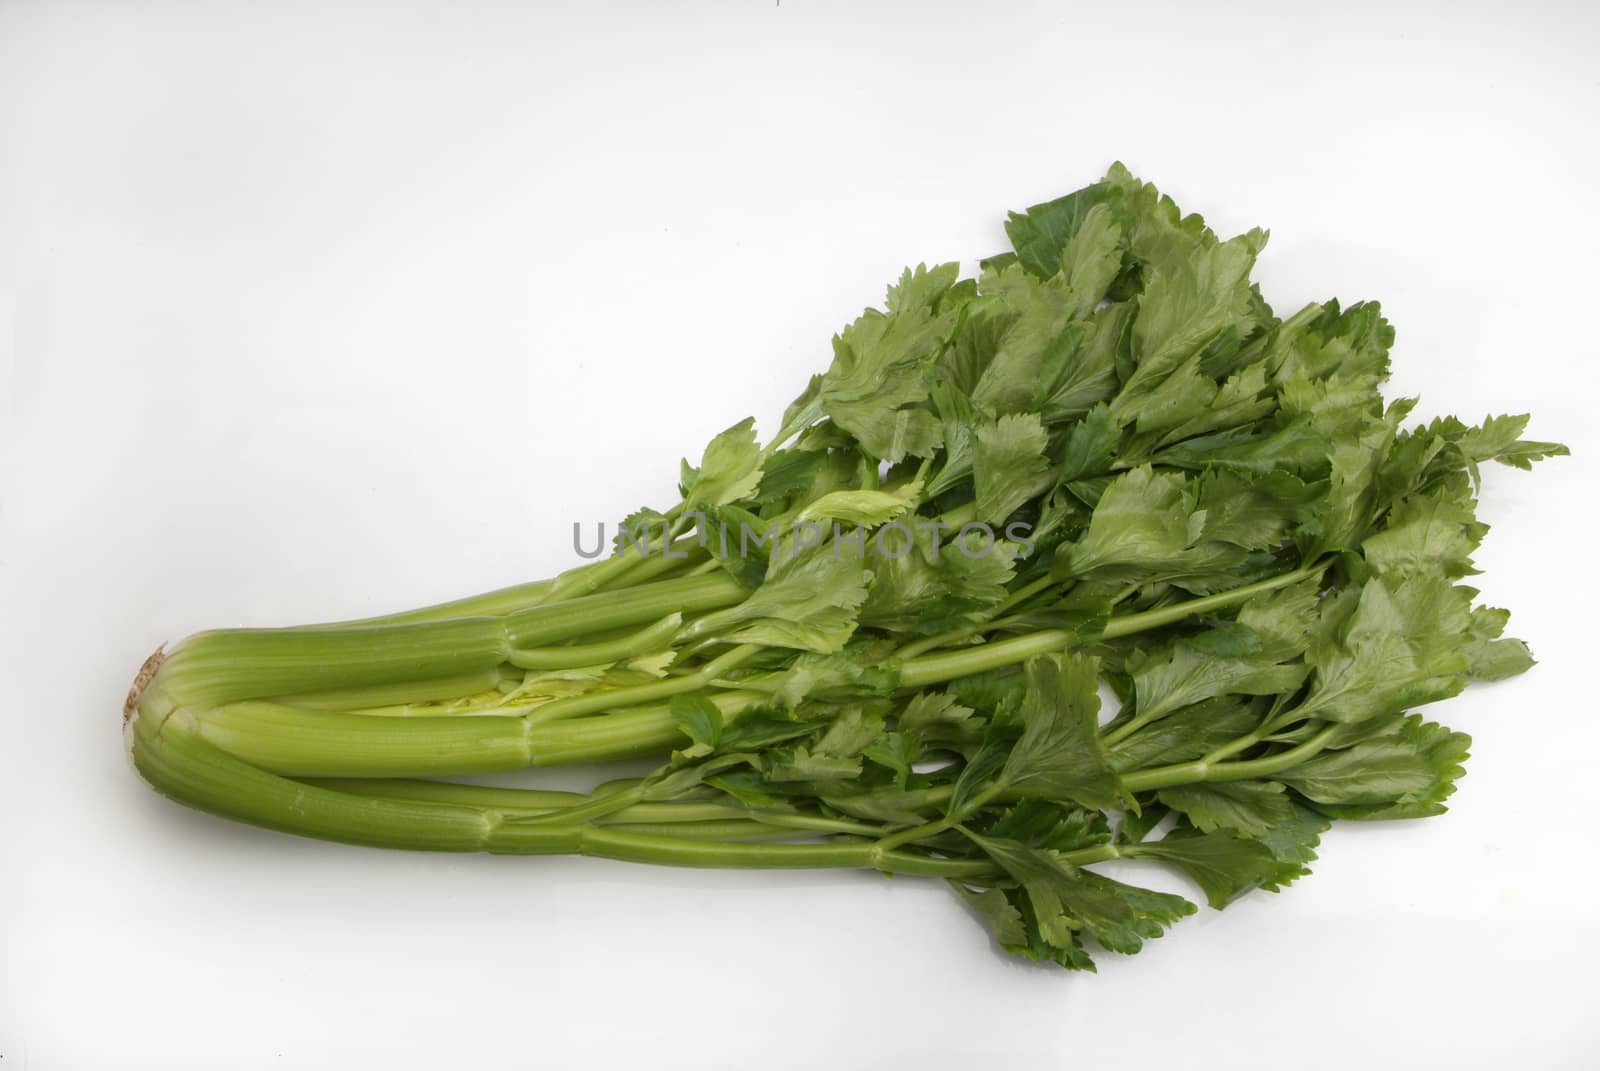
[127, 166, 1564, 970]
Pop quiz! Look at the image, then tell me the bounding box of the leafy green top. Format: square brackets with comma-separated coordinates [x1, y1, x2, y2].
[577, 164, 1565, 969]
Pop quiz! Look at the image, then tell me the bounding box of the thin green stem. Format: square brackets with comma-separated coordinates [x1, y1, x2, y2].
[508, 613, 683, 671]
[1100, 709, 1152, 749]
[872, 785, 1001, 853]
[512, 826, 995, 877]
[308, 777, 886, 837]
[538, 526, 701, 605]
[1120, 723, 1340, 792]
[504, 573, 746, 648]
[597, 819, 812, 842]
[518, 783, 646, 826]
[1058, 843, 1121, 867]
[895, 565, 1322, 690]
[538, 557, 638, 606]
[591, 544, 709, 593]
[1202, 723, 1340, 781]
[896, 630, 1075, 689]
[938, 501, 978, 530]
[1198, 705, 1305, 765]
[1099, 564, 1323, 640]
[860, 452, 881, 491]
[1109, 580, 1146, 605]
[617, 801, 783, 825]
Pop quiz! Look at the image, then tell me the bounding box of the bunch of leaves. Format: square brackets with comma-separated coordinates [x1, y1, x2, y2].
[583, 164, 1565, 969]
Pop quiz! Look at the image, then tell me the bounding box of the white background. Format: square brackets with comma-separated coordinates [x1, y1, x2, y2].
[4, 2, 1598, 1068]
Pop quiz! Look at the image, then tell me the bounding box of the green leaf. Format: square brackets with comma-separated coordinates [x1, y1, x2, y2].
[969, 265, 1102, 418]
[767, 647, 900, 709]
[1297, 575, 1473, 724]
[1106, 697, 1262, 772]
[705, 769, 790, 809]
[762, 706, 886, 783]
[858, 522, 1015, 635]
[950, 882, 1030, 947]
[897, 691, 976, 732]
[1112, 355, 1220, 436]
[1298, 411, 1397, 558]
[1155, 420, 1331, 477]
[947, 667, 1028, 718]
[950, 738, 1012, 816]
[699, 503, 771, 587]
[1127, 634, 1308, 726]
[1456, 413, 1569, 471]
[1117, 802, 1172, 846]
[1071, 869, 1196, 956]
[1489, 438, 1569, 470]
[1254, 803, 1330, 865]
[696, 543, 872, 654]
[973, 413, 1054, 524]
[1121, 228, 1261, 406]
[669, 694, 723, 760]
[640, 750, 769, 803]
[1056, 201, 1127, 312]
[1041, 302, 1129, 422]
[753, 448, 827, 508]
[985, 800, 1112, 852]
[1058, 404, 1120, 483]
[813, 707, 887, 760]
[863, 731, 919, 788]
[1362, 490, 1484, 580]
[969, 833, 1194, 958]
[966, 835, 1088, 950]
[1132, 825, 1313, 909]
[1192, 469, 1304, 550]
[1157, 781, 1294, 837]
[1266, 300, 1392, 387]
[717, 715, 821, 753]
[822, 786, 935, 825]
[680, 417, 765, 509]
[764, 748, 863, 783]
[1236, 574, 1323, 658]
[820, 263, 965, 462]
[1057, 465, 1190, 578]
[1461, 606, 1535, 682]
[1002, 175, 1129, 281]
[998, 653, 1120, 810]
[796, 478, 924, 527]
[1156, 363, 1273, 445]
[1280, 715, 1470, 819]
